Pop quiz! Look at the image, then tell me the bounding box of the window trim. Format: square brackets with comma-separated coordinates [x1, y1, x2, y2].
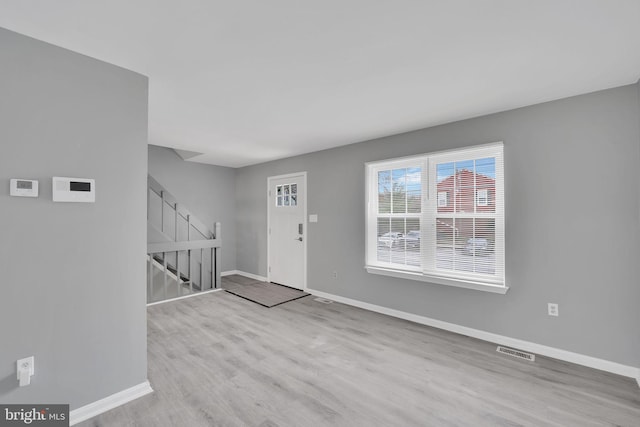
[365, 265, 508, 294]
[365, 142, 506, 294]
[366, 157, 426, 273]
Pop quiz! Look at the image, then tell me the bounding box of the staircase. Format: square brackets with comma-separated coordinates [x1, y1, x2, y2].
[147, 175, 221, 304]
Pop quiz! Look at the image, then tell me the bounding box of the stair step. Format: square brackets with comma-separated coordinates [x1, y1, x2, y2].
[152, 255, 192, 283]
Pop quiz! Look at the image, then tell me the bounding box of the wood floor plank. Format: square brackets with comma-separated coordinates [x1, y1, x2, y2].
[78, 292, 640, 427]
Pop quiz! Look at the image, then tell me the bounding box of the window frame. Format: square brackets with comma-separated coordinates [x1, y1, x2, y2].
[476, 188, 489, 207]
[365, 142, 507, 294]
[437, 191, 448, 207]
[366, 157, 426, 273]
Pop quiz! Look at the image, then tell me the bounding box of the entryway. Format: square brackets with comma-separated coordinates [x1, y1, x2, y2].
[267, 172, 307, 290]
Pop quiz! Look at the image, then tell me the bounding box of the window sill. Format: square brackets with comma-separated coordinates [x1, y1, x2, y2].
[365, 266, 509, 294]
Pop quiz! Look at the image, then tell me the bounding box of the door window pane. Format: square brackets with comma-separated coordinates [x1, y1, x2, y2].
[276, 183, 300, 207]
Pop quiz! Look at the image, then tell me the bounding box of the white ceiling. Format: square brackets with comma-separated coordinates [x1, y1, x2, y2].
[1, 1, 639, 167]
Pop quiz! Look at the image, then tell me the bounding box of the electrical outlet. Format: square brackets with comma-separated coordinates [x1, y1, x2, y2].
[16, 356, 34, 387]
[17, 356, 34, 376]
[548, 303, 559, 316]
[331, 271, 338, 279]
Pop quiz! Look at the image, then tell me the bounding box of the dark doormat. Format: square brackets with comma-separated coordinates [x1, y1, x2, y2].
[223, 275, 309, 307]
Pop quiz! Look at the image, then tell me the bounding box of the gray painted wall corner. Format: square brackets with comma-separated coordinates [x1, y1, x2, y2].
[636, 77, 640, 369]
[0, 28, 148, 409]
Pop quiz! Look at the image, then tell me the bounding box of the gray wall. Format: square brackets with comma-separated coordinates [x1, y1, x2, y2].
[148, 145, 237, 272]
[0, 28, 148, 408]
[236, 83, 640, 368]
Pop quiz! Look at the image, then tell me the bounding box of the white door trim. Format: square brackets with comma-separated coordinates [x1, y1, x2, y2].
[267, 171, 308, 291]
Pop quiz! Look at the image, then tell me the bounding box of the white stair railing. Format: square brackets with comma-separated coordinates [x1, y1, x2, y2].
[147, 175, 221, 303]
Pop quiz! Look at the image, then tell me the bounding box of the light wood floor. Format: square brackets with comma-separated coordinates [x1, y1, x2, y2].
[78, 291, 640, 427]
[224, 274, 310, 307]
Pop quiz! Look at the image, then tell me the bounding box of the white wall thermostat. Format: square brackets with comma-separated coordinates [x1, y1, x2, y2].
[10, 179, 39, 197]
[52, 177, 96, 203]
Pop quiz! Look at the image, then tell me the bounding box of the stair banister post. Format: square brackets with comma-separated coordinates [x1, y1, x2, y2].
[175, 249, 181, 296]
[187, 214, 192, 292]
[200, 248, 205, 290]
[163, 252, 168, 299]
[175, 203, 179, 241]
[148, 252, 154, 300]
[147, 185, 150, 221]
[160, 190, 165, 233]
[215, 222, 221, 289]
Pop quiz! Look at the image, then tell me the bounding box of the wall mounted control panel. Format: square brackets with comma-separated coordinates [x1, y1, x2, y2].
[52, 177, 95, 203]
[10, 179, 39, 197]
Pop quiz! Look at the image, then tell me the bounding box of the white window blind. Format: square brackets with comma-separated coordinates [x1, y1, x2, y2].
[366, 143, 505, 291]
[369, 159, 424, 270]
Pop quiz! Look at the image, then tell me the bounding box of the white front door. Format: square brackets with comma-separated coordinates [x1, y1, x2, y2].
[268, 173, 306, 290]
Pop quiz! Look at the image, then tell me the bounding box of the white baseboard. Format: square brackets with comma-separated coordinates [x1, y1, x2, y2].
[308, 288, 640, 384]
[70, 380, 153, 425]
[220, 270, 238, 277]
[146, 288, 223, 306]
[221, 270, 268, 282]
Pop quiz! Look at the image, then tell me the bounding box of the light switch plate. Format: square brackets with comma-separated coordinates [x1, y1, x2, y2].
[309, 214, 318, 223]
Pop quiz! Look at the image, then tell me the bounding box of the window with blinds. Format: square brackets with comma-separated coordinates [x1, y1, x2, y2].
[374, 162, 423, 269]
[366, 143, 505, 291]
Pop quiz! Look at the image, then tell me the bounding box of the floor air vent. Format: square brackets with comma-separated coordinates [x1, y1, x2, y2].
[496, 346, 535, 362]
[314, 297, 333, 304]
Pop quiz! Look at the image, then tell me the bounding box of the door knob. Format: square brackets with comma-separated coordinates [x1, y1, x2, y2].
[295, 237, 303, 241]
